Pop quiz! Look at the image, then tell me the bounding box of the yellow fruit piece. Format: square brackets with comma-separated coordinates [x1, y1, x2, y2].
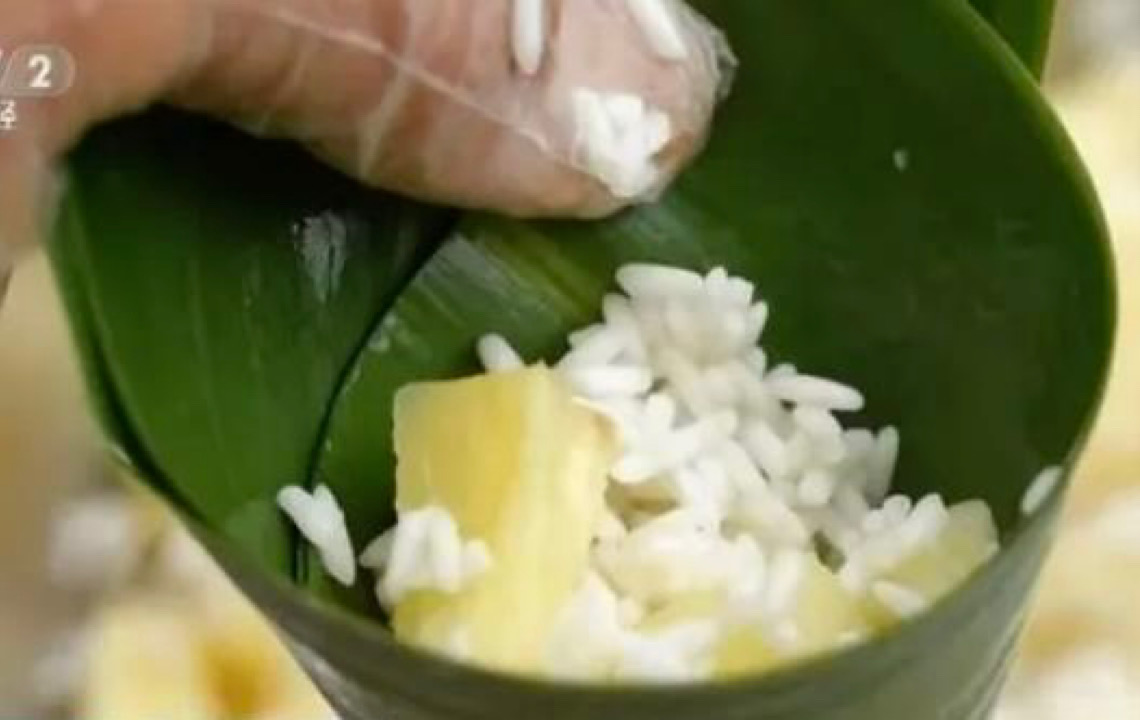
[794, 557, 871, 652]
[199, 589, 309, 718]
[81, 600, 222, 720]
[715, 628, 784, 678]
[866, 501, 999, 627]
[715, 557, 868, 678]
[636, 591, 787, 679]
[253, 658, 340, 720]
[391, 367, 615, 673]
[887, 500, 998, 599]
[634, 558, 867, 679]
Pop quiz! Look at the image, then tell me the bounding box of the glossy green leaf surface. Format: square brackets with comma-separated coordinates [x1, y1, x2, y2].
[308, 0, 1110, 607]
[50, 0, 1113, 717]
[969, 0, 1056, 76]
[51, 111, 450, 571]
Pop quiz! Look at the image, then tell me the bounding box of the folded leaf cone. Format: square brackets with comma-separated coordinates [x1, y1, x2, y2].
[49, 0, 1114, 718]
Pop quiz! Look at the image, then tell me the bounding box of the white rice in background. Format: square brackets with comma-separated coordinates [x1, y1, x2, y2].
[47, 494, 143, 592]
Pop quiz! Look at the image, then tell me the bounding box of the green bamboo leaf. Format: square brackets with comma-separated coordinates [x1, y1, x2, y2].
[969, 0, 1056, 77]
[291, 0, 1112, 715]
[196, 489, 1059, 719]
[50, 0, 1113, 717]
[308, 0, 1110, 610]
[49, 110, 451, 572]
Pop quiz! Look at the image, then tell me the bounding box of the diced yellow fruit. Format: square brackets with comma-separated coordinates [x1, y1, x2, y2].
[715, 558, 868, 678]
[715, 627, 784, 678]
[253, 660, 340, 720]
[82, 600, 222, 720]
[636, 591, 785, 678]
[793, 557, 871, 654]
[887, 500, 998, 599]
[391, 367, 615, 673]
[637, 559, 867, 679]
[866, 501, 999, 626]
[199, 589, 303, 718]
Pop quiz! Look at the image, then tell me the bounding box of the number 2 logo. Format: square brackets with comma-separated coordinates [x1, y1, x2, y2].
[28, 54, 52, 89]
[0, 45, 75, 97]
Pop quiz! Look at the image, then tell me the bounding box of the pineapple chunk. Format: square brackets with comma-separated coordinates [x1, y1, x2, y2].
[715, 557, 869, 678]
[866, 500, 999, 625]
[82, 600, 222, 720]
[635, 558, 867, 679]
[198, 589, 306, 718]
[391, 367, 615, 673]
[715, 628, 783, 678]
[791, 557, 871, 653]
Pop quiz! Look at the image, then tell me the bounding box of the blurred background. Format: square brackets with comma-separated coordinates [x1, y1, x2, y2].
[2, 1, 1138, 717]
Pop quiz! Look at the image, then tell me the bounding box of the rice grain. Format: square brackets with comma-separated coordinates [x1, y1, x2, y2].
[511, 0, 546, 75]
[872, 581, 928, 618]
[277, 484, 356, 586]
[477, 334, 524, 373]
[767, 373, 865, 412]
[564, 364, 654, 398]
[617, 264, 704, 298]
[625, 0, 689, 61]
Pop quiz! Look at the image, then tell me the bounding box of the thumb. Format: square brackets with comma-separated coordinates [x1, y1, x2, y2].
[174, 0, 732, 218]
[0, 0, 207, 271]
[0, 0, 730, 273]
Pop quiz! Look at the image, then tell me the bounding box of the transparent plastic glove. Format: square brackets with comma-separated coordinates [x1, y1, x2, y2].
[0, 0, 733, 302]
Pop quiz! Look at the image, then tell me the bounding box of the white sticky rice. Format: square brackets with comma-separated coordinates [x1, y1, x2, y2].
[282, 263, 1026, 682]
[276, 484, 357, 586]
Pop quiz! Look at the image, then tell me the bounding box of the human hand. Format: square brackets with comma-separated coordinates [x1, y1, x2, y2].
[0, 0, 731, 296]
